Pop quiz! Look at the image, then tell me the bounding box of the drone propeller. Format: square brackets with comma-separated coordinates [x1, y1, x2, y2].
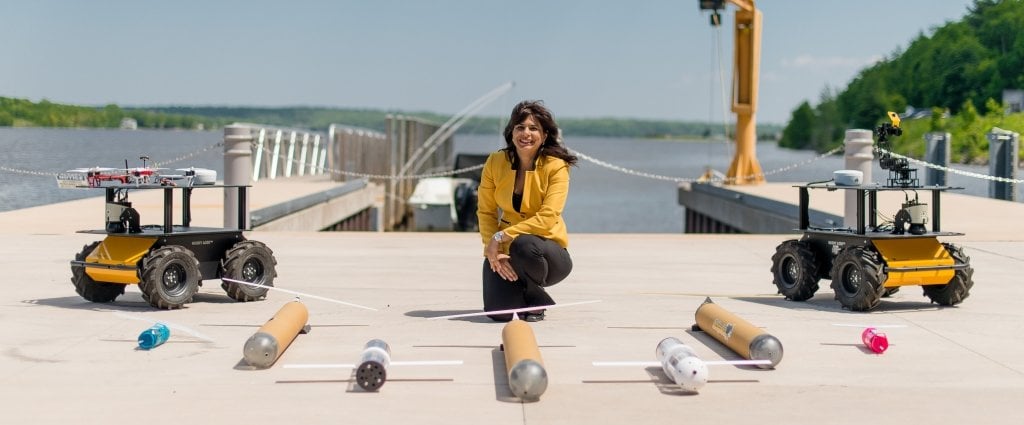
[66, 167, 118, 173]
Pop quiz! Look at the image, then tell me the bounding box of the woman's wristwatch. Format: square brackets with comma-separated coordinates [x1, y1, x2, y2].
[492, 231, 505, 242]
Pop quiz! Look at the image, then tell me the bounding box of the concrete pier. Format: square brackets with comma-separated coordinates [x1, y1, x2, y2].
[2, 182, 1023, 425]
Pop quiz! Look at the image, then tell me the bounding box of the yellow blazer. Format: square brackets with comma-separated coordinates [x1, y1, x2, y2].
[477, 151, 570, 254]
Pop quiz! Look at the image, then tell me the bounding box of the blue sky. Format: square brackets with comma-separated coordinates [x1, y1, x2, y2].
[0, 0, 976, 124]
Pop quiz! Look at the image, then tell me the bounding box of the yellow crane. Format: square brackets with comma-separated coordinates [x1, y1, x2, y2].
[700, 0, 764, 184]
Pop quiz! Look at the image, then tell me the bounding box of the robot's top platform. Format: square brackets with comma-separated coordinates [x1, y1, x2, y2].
[56, 165, 220, 189]
[794, 181, 965, 237]
[77, 226, 244, 237]
[802, 228, 964, 239]
[795, 183, 964, 192]
[83, 183, 253, 236]
[87, 183, 250, 190]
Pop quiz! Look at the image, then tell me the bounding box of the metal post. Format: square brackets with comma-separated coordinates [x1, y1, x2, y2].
[868, 190, 877, 230]
[856, 189, 865, 235]
[843, 129, 873, 229]
[987, 128, 1019, 201]
[237, 187, 247, 230]
[163, 187, 173, 233]
[223, 125, 253, 229]
[924, 132, 951, 186]
[182, 187, 192, 227]
[798, 187, 809, 230]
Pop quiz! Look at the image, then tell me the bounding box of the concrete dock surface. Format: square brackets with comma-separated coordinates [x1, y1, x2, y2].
[2, 181, 1023, 424]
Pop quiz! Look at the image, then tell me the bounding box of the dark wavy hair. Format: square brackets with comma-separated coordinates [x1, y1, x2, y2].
[502, 100, 578, 168]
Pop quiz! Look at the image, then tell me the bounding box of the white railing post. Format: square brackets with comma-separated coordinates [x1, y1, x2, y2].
[270, 129, 282, 180]
[285, 131, 297, 178]
[298, 133, 309, 176]
[309, 134, 321, 175]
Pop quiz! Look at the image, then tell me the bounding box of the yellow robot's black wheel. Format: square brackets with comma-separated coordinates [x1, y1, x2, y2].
[830, 246, 886, 311]
[139, 246, 200, 309]
[922, 243, 974, 306]
[220, 240, 277, 302]
[770, 239, 820, 301]
[71, 241, 125, 303]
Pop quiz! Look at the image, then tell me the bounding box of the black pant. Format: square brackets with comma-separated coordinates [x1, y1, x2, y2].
[482, 234, 572, 322]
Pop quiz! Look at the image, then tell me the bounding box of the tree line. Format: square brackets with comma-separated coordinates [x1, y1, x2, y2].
[780, 0, 1024, 163]
[0, 97, 221, 129]
[120, 106, 783, 139]
[0, 98, 783, 140]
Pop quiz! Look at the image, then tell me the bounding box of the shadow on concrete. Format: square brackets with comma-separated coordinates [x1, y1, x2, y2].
[820, 342, 888, 355]
[491, 347, 523, 403]
[233, 358, 262, 371]
[645, 367, 699, 396]
[405, 309, 496, 323]
[581, 368, 697, 396]
[686, 329, 780, 371]
[732, 294, 950, 314]
[872, 299, 951, 312]
[190, 292, 242, 304]
[4, 347, 64, 364]
[275, 377, 456, 389]
[587, 367, 760, 393]
[731, 295, 837, 312]
[23, 291, 249, 312]
[22, 296, 155, 311]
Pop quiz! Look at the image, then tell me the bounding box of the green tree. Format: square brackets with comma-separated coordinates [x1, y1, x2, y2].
[811, 88, 844, 152]
[779, 101, 815, 149]
[929, 107, 948, 132]
[984, 98, 1005, 117]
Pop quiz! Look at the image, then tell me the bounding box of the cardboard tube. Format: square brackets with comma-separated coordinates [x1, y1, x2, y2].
[243, 300, 309, 368]
[501, 319, 547, 400]
[693, 297, 782, 368]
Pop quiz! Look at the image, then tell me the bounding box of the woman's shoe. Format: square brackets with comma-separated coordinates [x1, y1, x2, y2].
[522, 311, 545, 322]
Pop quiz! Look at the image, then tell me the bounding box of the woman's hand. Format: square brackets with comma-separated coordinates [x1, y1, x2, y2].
[486, 240, 519, 281]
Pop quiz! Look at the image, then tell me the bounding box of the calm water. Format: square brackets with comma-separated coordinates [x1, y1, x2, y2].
[0, 128, 223, 213]
[1, 128, 1019, 233]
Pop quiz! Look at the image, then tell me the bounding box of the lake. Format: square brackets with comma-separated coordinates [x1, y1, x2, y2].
[1, 127, 1019, 233]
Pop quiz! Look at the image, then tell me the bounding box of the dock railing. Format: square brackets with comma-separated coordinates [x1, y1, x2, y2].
[224, 123, 382, 231]
[329, 115, 452, 230]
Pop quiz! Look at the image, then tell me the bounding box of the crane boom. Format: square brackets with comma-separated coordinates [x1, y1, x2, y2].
[700, 0, 764, 184]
